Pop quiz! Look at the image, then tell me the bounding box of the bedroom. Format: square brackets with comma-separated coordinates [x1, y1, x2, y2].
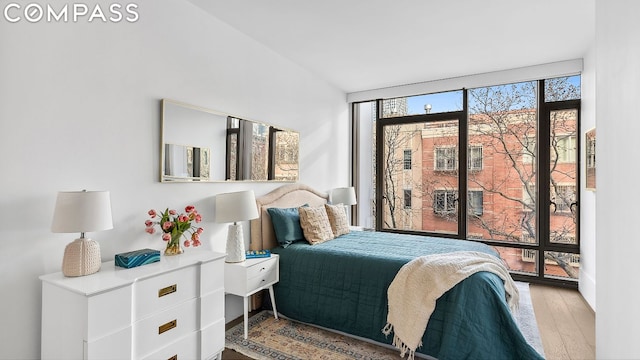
[0, 0, 636, 359]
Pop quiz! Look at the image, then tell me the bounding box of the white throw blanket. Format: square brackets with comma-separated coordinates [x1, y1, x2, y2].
[382, 251, 519, 360]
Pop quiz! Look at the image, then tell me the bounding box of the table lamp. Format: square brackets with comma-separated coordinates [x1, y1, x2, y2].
[331, 187, 357, 207]
[331, 187, 357, 225]
[51, 190, 113, 277]
[215, 190, 259, 263]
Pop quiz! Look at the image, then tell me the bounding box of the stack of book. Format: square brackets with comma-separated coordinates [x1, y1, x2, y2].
[245, 250, 271, 259]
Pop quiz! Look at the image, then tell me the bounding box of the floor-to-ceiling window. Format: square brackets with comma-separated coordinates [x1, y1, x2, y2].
[354, 75, 581, 286]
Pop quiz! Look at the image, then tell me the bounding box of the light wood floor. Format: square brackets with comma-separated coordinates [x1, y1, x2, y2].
[530, 284, 595, 360]
[224, 284, 596, 360]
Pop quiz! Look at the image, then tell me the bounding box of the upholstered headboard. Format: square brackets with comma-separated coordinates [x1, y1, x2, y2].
[250, 183, 329, 250]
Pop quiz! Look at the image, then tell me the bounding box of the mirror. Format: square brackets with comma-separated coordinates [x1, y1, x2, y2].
[161, 99, 299, 182]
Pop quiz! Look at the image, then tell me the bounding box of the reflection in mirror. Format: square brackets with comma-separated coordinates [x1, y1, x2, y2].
[161, 99, 299, 182]
[225, 117, 299, 181]
[273, 130, 299, 181]
[164, 144, 210, 180]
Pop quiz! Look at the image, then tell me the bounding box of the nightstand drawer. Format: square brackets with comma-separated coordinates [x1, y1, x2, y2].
[225, 256, 279, 296]
[134, 266, 198, 321]
[134, 298, 198, 359]
[246, 267, 277, 292]
[246, 257, 277, 279]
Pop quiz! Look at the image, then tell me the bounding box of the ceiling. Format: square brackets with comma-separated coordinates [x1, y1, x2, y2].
[187, 0, 595, 94]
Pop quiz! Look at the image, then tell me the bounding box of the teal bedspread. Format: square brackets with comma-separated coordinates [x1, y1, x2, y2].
[271, 231, 544, 360]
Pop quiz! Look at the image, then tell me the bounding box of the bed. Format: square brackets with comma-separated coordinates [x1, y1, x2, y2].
[249, 183, 543, 360]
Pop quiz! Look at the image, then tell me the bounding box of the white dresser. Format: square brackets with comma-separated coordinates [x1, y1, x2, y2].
[40, 250, 226, 360]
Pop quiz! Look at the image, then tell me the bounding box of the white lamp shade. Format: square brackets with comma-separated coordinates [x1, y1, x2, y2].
[332, 187, 357, 206]
[215, 190, 259, 223]
[51, 191, 113, 233]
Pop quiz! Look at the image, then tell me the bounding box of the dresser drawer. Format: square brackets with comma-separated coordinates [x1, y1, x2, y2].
[141, 332, 198, 360]
[85, 326, 132, 360]
[200, 257, 224, 295]
[201, 318, 225, 359]
[134, 266, 197, 321]
[200, 288, 224, 327]
[134, 298, 198, 359]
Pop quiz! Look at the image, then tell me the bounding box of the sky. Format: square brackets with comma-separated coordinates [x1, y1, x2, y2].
[405, 75, 581, 115]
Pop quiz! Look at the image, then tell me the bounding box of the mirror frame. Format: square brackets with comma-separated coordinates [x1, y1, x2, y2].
[160, 99, 299, 183]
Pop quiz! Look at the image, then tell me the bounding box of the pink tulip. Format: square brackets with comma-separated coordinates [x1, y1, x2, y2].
[183, 240, 191, 247]
[162, 233, 171, 241]
[145, 220, 153, 227]
[169, 209, 177, 215]
[197, 227, 204, 234]
[195, 214, 202, 223]
[192, 239, 201, 247]
[162, 221, 173, 230]
[145, 227, 155, 234]
[148, 209, 156, 218]
[178, 215, 189, 222]
[185, 205, 195, 213]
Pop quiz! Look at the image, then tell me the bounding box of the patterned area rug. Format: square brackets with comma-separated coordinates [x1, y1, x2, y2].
[225, 282, 544, 360]
[225, 311, 401, 360]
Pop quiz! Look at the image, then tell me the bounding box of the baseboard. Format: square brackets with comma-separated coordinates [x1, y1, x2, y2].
[579, 268, 596, 312]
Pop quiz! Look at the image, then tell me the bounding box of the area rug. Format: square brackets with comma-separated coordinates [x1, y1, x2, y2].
[226, 282, 544, 360]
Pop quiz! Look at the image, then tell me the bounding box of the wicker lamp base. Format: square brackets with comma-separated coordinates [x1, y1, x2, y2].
[62, 238, 102, 277]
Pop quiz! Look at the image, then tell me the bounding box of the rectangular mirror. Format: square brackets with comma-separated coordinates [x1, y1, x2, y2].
[161, 99, 299, 182]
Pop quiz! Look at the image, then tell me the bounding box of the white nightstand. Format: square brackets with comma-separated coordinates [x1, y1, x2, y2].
[224, 254, 279, 339]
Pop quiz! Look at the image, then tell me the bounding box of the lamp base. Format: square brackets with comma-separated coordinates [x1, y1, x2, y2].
[62, 237, 101, 277]
[225, 224, 246, 263]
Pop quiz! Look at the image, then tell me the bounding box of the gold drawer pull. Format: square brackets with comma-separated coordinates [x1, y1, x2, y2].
[168, 356, 177, 360]
[158, 284, 177, 298]
[159, 319, 177, 334]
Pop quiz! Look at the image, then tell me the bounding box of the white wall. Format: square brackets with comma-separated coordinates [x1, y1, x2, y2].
[0, 1, 348, 359]
[596, 1, 640, 358]
[580, 39, 597, 311]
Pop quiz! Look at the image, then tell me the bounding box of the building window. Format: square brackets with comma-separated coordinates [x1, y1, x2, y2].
[522, 136, 536, 164]
[552, 185, 575, 213]
[435, 147, 457, 171]
[468, 146, 483, 171]
[404, 189, 412, 209]
[434, 190, 456, 214]
[403, 149, 412, 170]
[554, 135, 576, 163]
[468, 190, 483, 216]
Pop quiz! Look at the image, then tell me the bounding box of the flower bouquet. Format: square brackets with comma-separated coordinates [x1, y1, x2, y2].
[145, 205, 204, 255]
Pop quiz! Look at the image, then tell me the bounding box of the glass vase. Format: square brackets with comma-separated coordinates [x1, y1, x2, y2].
[164, 232, 184, 256]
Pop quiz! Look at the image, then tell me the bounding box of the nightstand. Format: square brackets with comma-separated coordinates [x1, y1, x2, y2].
[224, 254, 279, 339]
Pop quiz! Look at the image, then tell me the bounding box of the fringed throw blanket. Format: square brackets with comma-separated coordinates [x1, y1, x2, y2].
[382, 251, 519, 360]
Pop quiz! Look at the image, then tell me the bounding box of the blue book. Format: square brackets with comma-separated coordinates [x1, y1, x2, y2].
[246, 249, 271, 259]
